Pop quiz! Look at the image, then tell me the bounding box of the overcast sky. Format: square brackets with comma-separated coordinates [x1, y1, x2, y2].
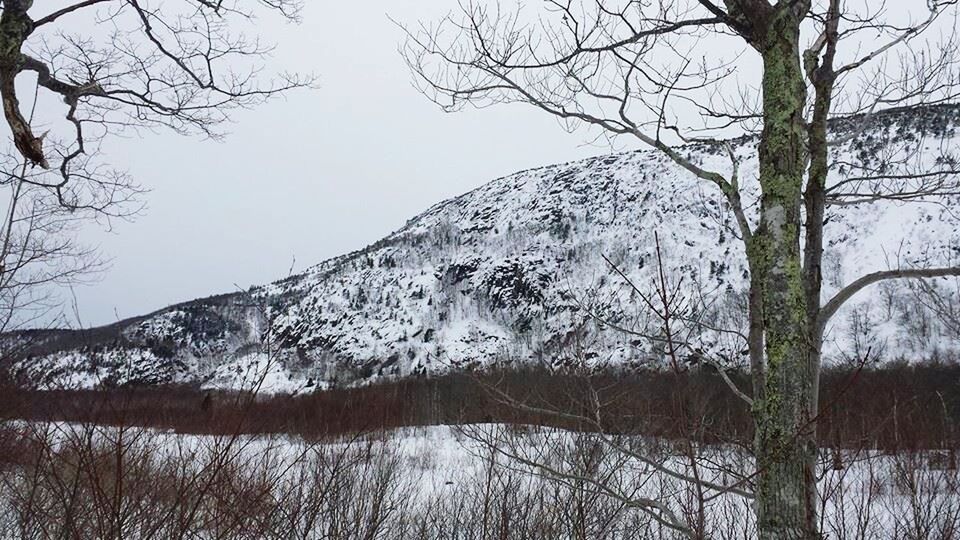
[37, 1, 948, 327]
[64, 1, 621, 327]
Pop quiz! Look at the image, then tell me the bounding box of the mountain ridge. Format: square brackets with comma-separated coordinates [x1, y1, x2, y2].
[4, 104, 960, 392]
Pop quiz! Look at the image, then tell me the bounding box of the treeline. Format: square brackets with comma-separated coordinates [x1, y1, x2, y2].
[2, 360, 958, 450]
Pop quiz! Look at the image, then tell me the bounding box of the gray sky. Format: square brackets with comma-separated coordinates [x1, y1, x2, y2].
[70, 1, 612, 326]
[48, 1, 948, 327]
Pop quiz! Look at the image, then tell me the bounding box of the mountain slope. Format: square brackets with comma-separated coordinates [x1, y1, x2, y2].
[6, 105, 960, 391]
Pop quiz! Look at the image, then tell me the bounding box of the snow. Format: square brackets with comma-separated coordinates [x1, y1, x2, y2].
[5, 421, 956, 538]
[7, 105, 960, 389]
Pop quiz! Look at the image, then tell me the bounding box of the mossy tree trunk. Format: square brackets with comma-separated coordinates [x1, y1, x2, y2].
[404, 0, 960, 537]
[746, 3, 822, 539]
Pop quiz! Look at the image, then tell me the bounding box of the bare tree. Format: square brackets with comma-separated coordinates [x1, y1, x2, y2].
[0, 93, 139, 352]
[0, 0, 310, 337]
[462, 233, 759, 537]
[0, 0, 310, 172]
[0, 156, 103, 336]
[401, 1, 960, 538]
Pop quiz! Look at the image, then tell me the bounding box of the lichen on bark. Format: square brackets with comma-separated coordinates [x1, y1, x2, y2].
[749, 4, 821, 539]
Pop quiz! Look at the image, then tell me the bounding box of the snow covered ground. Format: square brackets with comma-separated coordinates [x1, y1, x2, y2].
[1, 421, 957, 539]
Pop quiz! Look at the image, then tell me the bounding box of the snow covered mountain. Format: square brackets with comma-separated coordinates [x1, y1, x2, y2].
[5, 105, 960, 392]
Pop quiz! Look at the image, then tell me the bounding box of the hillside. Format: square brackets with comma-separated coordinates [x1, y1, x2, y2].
[5, 105, 960, 392]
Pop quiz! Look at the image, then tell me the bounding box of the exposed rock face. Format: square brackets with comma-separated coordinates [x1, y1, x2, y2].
[5, 105, 960, 392]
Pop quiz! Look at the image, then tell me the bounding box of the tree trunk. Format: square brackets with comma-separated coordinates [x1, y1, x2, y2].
[749, 6, 820, 540]
[0, 0, 47, 168]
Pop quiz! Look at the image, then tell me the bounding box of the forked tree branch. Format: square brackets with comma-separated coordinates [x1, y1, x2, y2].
[818, 267, 960, 333]
[834, 0, 955, 76]
[0, 0, 311, 193]
[397, 2, 758, 240]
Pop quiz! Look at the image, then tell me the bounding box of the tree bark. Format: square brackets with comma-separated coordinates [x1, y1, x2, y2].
[0, 0, 47, 168]
[748, 4, 819, 539]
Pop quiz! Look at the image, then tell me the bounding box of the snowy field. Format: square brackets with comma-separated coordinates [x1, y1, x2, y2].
[0, 421, 957, 539]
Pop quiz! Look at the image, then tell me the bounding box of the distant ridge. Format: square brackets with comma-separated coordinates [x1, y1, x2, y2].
[4, 104, 960, 391]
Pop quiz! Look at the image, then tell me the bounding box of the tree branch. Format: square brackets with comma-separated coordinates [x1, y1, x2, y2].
[818, 267, 960, 333]
[19, 54, 104, 99]
[834, 1, 950, 76]
[32, 0, 114, 27]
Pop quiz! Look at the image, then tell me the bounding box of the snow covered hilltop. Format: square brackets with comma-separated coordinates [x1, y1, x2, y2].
[6, 104, 960, 391]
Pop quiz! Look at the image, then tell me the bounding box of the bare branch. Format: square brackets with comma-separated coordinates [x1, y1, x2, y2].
[819, 267, 960, 333]
[33, 0, 114, 27]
